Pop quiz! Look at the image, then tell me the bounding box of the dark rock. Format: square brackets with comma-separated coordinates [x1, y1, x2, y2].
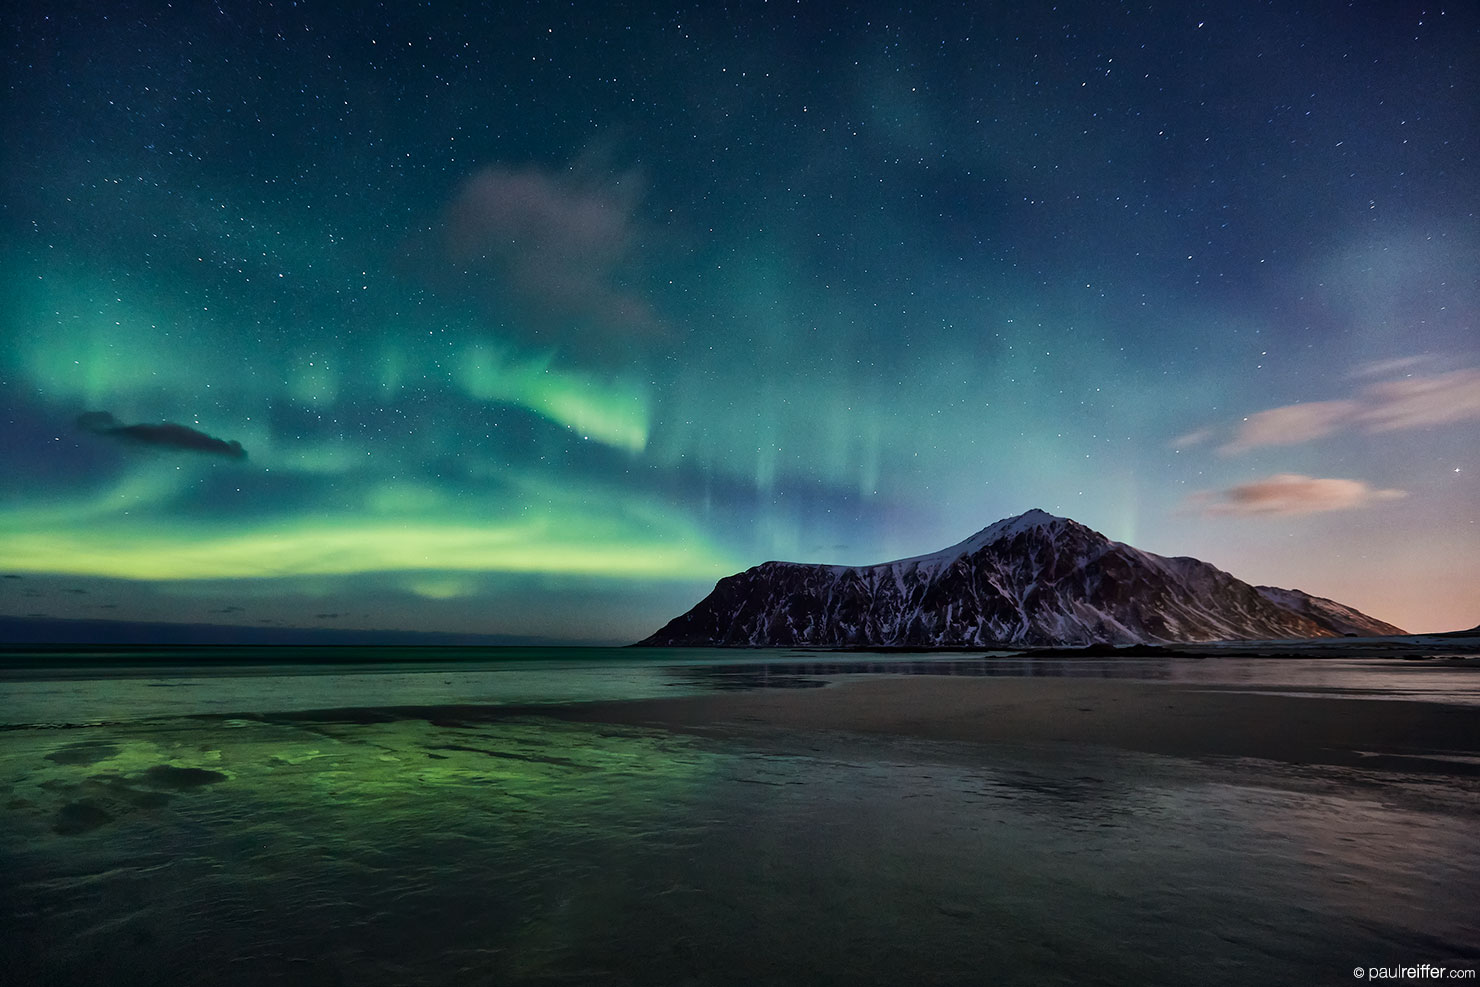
[141, 765, 228, 789]
[53, 800, 114, 834]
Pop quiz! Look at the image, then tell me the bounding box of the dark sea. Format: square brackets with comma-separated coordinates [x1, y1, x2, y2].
[3, 647, 1478, 986]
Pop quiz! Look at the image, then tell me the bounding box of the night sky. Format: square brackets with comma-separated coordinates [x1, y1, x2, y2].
[2, 1, 1475, 642]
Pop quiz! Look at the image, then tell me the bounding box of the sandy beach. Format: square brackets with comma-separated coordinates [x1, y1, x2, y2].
[557, 675, 1480, 773]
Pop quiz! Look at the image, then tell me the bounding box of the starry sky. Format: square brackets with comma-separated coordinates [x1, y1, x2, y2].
[2, 0, 1476, 643]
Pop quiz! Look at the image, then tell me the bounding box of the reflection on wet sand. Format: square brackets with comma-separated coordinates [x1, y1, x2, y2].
[4, 705, 1477, 986]
[3, 647, 1479, 985]
[667, 651, 1480, 707]
[669, 656, 1181, 690]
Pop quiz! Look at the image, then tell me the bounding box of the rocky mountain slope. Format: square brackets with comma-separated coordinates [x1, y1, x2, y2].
[638, 510, 1405, 647]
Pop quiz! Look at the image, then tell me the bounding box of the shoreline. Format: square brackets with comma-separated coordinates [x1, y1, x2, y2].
[7, 654, 1478, 776]
[548, 675, 1480, 775]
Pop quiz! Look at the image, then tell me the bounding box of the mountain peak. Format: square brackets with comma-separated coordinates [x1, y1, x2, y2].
[984, 508, 1076, 538]
[883, 508, 1090, 571]
[637, 512, 1404, 647]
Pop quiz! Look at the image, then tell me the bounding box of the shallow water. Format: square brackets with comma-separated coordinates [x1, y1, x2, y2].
[4, 647, 1479, 727]
[2, 649, 1478, 985]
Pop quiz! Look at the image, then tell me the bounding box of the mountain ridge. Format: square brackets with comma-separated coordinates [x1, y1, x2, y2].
[637, 510, 1405, 647]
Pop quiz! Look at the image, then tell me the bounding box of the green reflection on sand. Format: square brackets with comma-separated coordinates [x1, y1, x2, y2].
[6, 713, 709, 833]
[1, 712, 715, 984]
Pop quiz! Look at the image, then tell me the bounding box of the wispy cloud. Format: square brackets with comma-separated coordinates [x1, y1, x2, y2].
[1168, 428, 1214, 450]
[1359, 369, 1480, 431]
[1217, 368, 1480, 454]
[1217, 401, 1358, 455]
[1349, 355, 1431, 379]
[1189, 473, 1406, 517]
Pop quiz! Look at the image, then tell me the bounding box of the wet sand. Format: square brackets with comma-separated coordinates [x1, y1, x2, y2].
[557, 676, 1480, 773]
[8, 658, 1480, 986]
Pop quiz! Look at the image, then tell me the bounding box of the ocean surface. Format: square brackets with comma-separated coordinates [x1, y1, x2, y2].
[3, 647, 1478, 986]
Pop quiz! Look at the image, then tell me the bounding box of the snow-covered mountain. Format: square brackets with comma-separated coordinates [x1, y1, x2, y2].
[637, 509, 1406, 647]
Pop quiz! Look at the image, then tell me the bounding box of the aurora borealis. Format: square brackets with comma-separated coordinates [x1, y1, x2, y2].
[2, 1, 1476, 641]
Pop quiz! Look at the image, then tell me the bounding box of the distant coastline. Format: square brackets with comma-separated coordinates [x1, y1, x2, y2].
[0, 615, 582, 648]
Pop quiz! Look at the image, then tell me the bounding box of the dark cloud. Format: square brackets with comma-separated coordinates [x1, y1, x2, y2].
[431, 161, 670, 358]
[77, 412, 247, 460]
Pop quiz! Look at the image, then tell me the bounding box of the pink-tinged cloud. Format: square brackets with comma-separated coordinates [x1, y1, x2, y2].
[1216, 367, 1480, 454]
[1191, 473, 1406, 517]
[438, 164, 666, 353]
[1359, 368, 1480, 431]
[1218, 400, 1360, 454]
